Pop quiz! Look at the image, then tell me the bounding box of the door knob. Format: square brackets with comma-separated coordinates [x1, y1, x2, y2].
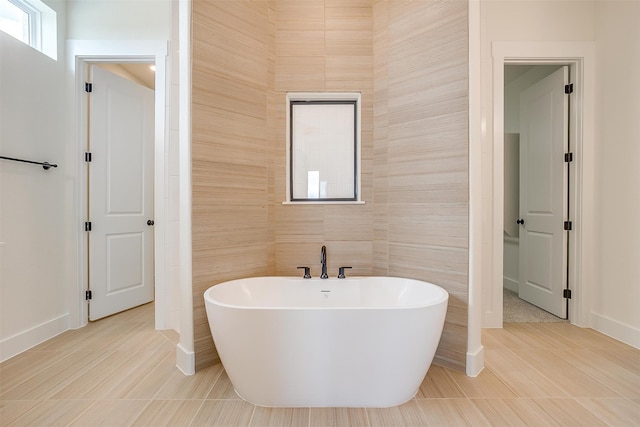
[147, 220, 155, 226]
[516, 218, 525, 225]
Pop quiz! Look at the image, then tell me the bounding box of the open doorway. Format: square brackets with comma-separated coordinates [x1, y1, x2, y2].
[68, 40, 169, 331]
[502, 64, 570, 323]
[488, 41, 596, 329]
[85, 62, 155, 321]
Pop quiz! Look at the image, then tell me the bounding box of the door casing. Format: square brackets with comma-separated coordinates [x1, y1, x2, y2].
[68, 40, 168, 330]
[486, 41, 596, 328]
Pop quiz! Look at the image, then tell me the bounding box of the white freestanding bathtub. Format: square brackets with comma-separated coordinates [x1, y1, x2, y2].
[204, 276, 448, 408]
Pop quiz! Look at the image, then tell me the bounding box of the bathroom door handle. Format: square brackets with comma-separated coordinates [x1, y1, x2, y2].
[147, 220, 155, 226]
[516, 218, 525, 225]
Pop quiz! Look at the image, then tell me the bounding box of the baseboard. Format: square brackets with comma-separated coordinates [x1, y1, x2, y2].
[0, 314, 70, 363]
[503, 277, 519, 293]
[176, 343, 195, 375]
[466, 344, 485, 377]
[590, 312, 640, 350]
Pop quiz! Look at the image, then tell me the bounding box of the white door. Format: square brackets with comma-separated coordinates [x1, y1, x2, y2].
[88, 65, 155, 321]
[518, 66, 568, 318]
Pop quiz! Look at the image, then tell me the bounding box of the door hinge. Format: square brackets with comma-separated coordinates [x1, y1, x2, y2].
[564, 152, 573, 163]
[84, 221, 92, 232]
[85, 290, 92, 300]
[564, 83, 573, 94]
[85, 152, 92, 162]
[563, 289, 572, 299]
[85, 82, 93, 93]
[564, 221, 572, 231]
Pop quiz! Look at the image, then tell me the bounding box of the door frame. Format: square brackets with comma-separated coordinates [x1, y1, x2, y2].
[487, 41, 596, 328]
[68, 40, 168, 330]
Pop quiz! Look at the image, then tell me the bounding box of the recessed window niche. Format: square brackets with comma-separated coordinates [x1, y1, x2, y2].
[285, 92, 363, 204]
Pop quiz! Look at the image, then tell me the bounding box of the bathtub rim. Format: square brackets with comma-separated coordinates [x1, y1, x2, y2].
[204, 276, 449, 310]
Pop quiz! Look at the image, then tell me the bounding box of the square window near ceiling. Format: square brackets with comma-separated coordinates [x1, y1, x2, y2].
[286, 93, 361, 203]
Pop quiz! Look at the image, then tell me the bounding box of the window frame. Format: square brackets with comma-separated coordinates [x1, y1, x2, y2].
[285, 92, 363, 204]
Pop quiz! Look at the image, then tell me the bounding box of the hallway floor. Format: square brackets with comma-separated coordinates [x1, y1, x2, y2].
[1, 303, 638, 426]
[503, 288, 568, 323]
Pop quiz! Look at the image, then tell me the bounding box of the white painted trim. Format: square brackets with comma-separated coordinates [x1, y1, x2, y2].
[467, 0, 484, 376]
[487, 41, 596, 329]
[503, 277, 519, 294]
[0, 314, 69, 362]
[177, 0, 195, 375]
[282, 201, 365, 205]
[176, 343, 195, 375]
[67, 40, 169, 331]
[466, 346, 485, 377]
[590, 312, 640, 350]
[503, 234, 519, 294]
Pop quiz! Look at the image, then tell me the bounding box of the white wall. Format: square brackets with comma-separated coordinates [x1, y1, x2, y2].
[67, 0, 177, 330]
[0, 0, 175, 362]
[66, 0, 171, 40]
[592, 0, 640, 344]
[481, 0, 596, 329]
[481, 0, 640, 347]
[0, 0, 74, 361]
[504, 65, 560, 133]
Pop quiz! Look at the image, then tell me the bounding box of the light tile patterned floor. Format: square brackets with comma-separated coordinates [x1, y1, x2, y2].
[1, 303, 639, 426]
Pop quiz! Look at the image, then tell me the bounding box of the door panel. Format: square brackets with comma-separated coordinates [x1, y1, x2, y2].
[526, 93, 554, 214]
[89, 65, 154, 321]
[518, 66, 568, 318]
[525, 232, 553, 291]
[106, 233, 143, 293]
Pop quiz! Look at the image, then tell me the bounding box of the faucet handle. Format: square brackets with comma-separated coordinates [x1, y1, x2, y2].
[337, 266, 352, 279]
[297, 266, 311, 279]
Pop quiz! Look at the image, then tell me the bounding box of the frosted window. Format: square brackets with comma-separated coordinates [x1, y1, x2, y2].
[290, 100, 357, 201]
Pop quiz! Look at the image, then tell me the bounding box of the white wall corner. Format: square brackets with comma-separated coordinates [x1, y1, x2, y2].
[466, 345, 485, 377]
[590, 312, 640, 350]
[0, 314, 69, 363]
[177, 0, 195, 376]
[176, 343, 195, 375]
[467, 0, 485, 375]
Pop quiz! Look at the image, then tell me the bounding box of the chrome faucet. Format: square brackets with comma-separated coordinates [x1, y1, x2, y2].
[320, 245, 328, 279]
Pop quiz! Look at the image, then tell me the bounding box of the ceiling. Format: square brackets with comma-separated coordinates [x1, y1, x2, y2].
[119, 63, 156, 89]
[504, 65, 535, 85]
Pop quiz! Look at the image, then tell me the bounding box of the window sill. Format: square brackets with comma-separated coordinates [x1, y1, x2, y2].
[282, 201, 366, 205]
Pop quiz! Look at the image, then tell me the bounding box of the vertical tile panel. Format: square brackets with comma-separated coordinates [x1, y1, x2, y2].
[192, 1, 273, 369]
[382, 0, 469, 369]
[273, 0, 375, 274]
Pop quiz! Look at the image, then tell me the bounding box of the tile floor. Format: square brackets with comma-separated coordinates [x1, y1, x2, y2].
[1, 303, 639, 426]
[502, 288, 568, 323]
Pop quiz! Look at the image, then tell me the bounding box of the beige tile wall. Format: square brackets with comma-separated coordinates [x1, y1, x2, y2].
[374, 0, 469, 370]
[191, 1, 275, 369]
[192, 0, 468, 371]
[271, 0, 375, 278]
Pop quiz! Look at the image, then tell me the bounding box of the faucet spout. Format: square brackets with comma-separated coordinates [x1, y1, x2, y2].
[320, 245, 328, 279]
